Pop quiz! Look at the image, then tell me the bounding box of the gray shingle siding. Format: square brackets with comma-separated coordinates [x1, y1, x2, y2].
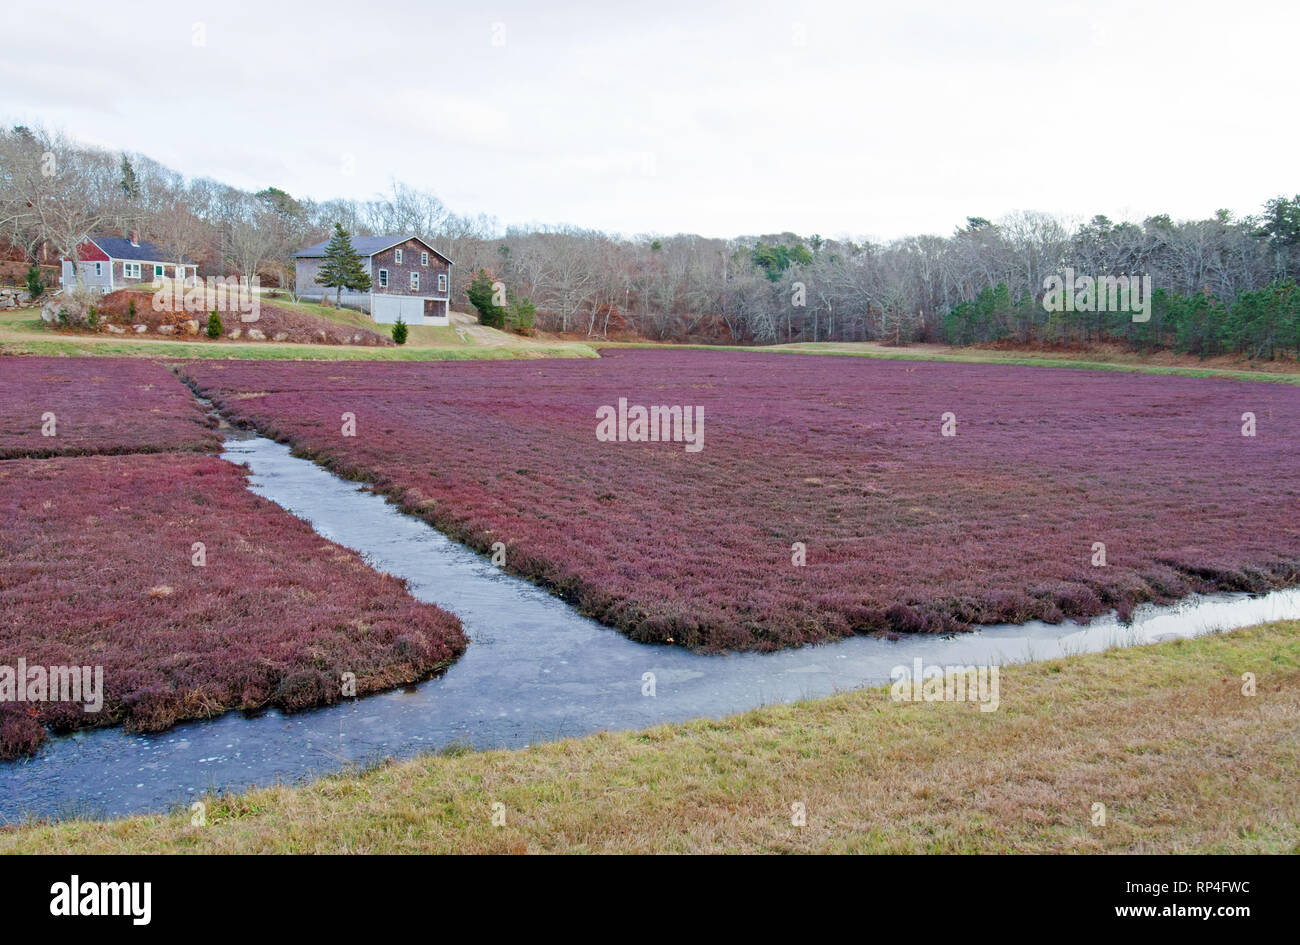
[293, 235, 452, 317]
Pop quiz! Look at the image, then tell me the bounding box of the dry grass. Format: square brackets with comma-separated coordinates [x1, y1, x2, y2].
[0, 306, 597, 361]
[4, 621, 1297, 853]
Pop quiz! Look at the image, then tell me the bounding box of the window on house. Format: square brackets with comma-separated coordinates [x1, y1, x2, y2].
[124, 262, 141, 278]
[410, 272, 420, 291]
[394, 249, 403, 265]
[437, 273, 447, 293]
[378, 269, 389, 288]
[421, 251, 429, 266]
[154, 265, 163, 277]
[93, 262, 102, 277]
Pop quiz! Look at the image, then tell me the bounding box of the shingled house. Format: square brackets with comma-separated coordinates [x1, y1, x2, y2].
[293, 234, 452, 326]
[60, 232, 198, 292]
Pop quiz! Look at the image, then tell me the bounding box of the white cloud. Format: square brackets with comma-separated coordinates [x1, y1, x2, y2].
[3, 0, 1295, 239]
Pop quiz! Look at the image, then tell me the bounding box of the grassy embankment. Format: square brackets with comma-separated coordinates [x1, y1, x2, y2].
[0, 303, 598, 362]
[604, 340, 1300, 385]
[3, 621, 1296, 853]
[5, 296, 1299, 382]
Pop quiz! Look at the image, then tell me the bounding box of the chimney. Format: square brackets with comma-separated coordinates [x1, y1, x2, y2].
[128, 230, 139, 247]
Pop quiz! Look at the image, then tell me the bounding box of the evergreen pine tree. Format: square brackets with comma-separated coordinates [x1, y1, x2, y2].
[466, 268, 506, 328]
[315, 223, 372, 308]
[119, 155, 140, 200]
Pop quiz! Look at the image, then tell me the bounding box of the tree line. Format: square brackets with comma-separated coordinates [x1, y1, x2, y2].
[2, 124, 1297, 358]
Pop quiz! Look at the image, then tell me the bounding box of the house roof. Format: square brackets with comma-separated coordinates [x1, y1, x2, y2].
[294, 234, 453, 265]
[89, 236, 194, 265]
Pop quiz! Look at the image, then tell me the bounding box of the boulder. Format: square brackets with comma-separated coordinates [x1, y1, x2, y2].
[227, 328, 242, 340]
[246, 328, 266, 341]
[132, 324, 148, 334]
[105, 324, 126, 334]
[157, 324, 176, 335]
[182, 319, 200, 335]
[271, 331, 288, 342]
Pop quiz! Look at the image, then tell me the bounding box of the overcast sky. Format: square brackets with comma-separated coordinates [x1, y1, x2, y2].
[3, 0, 1294, 241]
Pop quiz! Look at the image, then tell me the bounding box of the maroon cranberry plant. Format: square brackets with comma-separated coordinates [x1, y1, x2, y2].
[0, 373, 466, 758]
[182, 350, 1300, 652]
[0, 357, 218, 459]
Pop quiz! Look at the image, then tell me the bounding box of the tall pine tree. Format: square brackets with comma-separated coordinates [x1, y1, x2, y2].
[315, 223, 372, 307]
[119, 155, 140, 200]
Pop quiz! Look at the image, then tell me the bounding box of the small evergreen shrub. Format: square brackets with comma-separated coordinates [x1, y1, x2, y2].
[25, 265, 43, 299]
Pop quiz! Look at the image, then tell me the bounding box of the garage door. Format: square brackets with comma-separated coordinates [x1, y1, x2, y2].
[371, 295, 426, 324]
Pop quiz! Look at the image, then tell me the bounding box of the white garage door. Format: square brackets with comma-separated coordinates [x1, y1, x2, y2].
[371, 295, 426, 324]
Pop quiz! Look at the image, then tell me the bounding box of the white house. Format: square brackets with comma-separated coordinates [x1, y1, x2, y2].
[61, 232, 198, 292]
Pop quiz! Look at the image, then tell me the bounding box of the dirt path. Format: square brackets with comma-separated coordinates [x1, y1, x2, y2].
[449, 311, 524, 347]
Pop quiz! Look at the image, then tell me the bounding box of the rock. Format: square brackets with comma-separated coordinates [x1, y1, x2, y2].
[182, 319, 200, 335]
[157, 324, 175, 335]
[106, 324, 126, 334]
[227, 329, 241, 340]
[133, 324, 147, 333]
[272, 331, 288, 342]
[246, 328, 266, 341]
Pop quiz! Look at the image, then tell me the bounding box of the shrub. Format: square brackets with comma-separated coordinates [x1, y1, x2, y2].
[508, 297, 536, 335]
[25, 265, 43, 299]
[206, 309, 223, 339]
[391, 315, 408, 345]
[87, 306, 98, 328]
[466, 269, 506, 328]
[128, 298, 137, 319]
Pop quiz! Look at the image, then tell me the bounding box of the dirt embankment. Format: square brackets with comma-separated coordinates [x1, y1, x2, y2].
[58, 288, 395, 347]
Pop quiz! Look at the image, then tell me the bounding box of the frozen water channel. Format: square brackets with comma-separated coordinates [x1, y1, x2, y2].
[4, 432, 1298, 822]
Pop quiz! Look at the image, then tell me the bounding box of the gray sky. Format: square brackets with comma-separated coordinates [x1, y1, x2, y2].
[3, 0, 1294, 240]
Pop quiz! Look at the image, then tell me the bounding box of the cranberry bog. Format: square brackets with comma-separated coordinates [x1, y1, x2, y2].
[180, 350, 1300, 651]
[0, 356, 466, 759]
[0, 357, 218, 459]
